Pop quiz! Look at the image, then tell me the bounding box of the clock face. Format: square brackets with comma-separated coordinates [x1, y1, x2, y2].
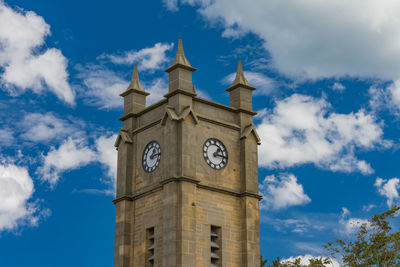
[203, 138, 228, 170]
[142, 141, 161, 173]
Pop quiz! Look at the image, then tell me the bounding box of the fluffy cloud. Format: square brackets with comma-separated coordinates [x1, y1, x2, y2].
[362, 204, 376, 212]
[98, 42, 173, 72]
[331, 82, 345, 92]
[95, 134, 118, 187]
[256, 94, 388, 174]
[259, 173, 311, 210]
[0, 162, 42, 231]
[77, 64, 128, 109]
[369, 80, 400, 115]
[375, 177, 400, 207]
[37, 134, 118, 190]
[0, 2, 73, 104]
[19, 113, 84, 143]
[339, 207, 370, 235]
[222, 71, 276, 95]
[146, 78, 168, 105]
[282, 255, 340, 267]
[37, 138, 97, 186]
[0, 128, 14, 146]
[167, 0, 400, 81]
[78, 64, 167, 109]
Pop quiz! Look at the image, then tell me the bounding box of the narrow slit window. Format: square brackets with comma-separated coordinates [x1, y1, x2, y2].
[210, 225, 222, 267]
[146, 227, 155, 267]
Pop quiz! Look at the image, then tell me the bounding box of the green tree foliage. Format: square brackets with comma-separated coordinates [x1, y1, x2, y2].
[265, 256, 331, 267]
[325, 205, 400, 266]
[265, 205, 400, 267]
[261, 255, 268, 267]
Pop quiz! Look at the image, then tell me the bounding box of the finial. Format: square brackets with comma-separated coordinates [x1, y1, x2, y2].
[165, 38, 196, 72]
[127, 64, 145, 91]
[231, 58, 251, 87]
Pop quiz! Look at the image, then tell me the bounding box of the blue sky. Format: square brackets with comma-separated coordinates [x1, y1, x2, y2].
[1, 0, 400, 266]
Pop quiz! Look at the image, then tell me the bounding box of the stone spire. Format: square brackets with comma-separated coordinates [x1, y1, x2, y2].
[165, 39, 197, 94]
[120, 64, 149, 118]
[165, 39, 196, 72]
[226, 59, 255, 112]
[231, 59, 251, 88]
[126, 64, 145, 91]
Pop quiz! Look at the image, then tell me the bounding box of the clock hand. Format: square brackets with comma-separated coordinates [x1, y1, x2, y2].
[214, 153, 227, 159]
[213, 148, 227, 159]
[150, 149, 160, 159]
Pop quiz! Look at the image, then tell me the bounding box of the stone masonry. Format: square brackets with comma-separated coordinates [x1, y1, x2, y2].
[113, 39, 262, 267]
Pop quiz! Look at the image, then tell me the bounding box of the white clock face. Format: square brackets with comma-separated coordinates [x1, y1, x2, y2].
[203, 138, 228, 170]
[142, 141, 161, 173]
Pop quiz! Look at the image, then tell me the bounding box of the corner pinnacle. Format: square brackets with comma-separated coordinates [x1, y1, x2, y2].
[231, 59, 251, 87]
[127, 64, 145, 91]
[165, 39, 196, 72]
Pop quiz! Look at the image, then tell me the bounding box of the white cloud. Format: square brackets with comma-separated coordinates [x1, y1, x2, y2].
[261, 213, 330, 234]
[369, 80, 400, 115]
[331, 82, 345, 92]
[339, 207, 370, 235]
[77, 64, 127, 109]
[389, 80, 400, 108]
[0, 128, 14, 146]
[146, 77, 168, 105]
[259, 173, 311, 210]
[37, 138, 96, 186]
[257, 94, 388, 174]
[98, 42, 173, 72]
[362, 204, 376, 212]
[374, 177, 400, 207]
[0, 2, 73, 104]
[36, 134, 118, 192]
[95, 134, 117, 188]
[163, 0, 211, 11]
[0, 162, 42, 231]
[169, 0, 400, 81]
[222, 71, 276, 95]
[282, 255, 340, 267]
[78, 64, 167, 109]
[163, 0, 179, 11]
[19, 113, 84, 143]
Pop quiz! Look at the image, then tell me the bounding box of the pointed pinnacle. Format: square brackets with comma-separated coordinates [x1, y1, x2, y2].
[170, 39, 193, 68]
[127, 64, 144, 91]
[231, 59, 251, 87]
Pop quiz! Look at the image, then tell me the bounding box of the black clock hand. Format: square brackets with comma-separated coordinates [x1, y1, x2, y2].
[150, 149, 160, 159]
[213, 148, 226, 159]
[214, 153, 227, 159]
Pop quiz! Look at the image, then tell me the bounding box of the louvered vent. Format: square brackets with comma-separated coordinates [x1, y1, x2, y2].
[210, 226, 222, 267]
[146, 227, 155, 267]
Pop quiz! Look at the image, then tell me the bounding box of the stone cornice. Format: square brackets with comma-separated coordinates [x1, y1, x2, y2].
[196, 115, 240, 131]
[120, 88, 150, 97]
[225, 83, 256, 92]
[235, 108, 257, 116]
[164, 88, 197, 98]
[160, 176, 200, 185]
[194, 97, 236, 113]
[131, 119, 162, 135]
[119, 99, 167, 121]
[164, 63, 197, 73]
[194, 96, 257, 116]
[112, 177, 262, 204]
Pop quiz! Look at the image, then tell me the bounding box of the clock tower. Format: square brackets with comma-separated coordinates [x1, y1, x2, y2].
[113, 40, 261, 267]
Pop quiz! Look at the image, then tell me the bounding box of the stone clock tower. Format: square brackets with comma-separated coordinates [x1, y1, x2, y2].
[113, 39, 261, 267]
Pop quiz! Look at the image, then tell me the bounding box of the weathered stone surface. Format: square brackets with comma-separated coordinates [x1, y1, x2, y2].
[114, 40, 260, 267]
